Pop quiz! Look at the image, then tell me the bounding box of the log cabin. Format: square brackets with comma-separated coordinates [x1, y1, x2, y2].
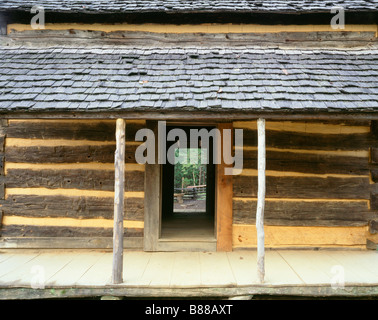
[0, 0, 377, 299]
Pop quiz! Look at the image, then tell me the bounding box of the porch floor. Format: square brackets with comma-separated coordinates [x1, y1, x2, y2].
[0, 249, 377, 299]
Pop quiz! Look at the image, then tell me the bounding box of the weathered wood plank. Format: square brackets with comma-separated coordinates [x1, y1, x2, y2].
[5, 144, 139, 164]
[7, 120, 117, 141]
[2, 195, 144, 220]
[5, 169, 144, 192]
[143, 121, 160, 252]
[233, 198, 372, 226]
[6, 120, 145, 140]
[0, 225, 143, 237]
[242, 149, 369, 175]
[234, 175, 370, 199]
[0, 237, 143, 249]
[46, 252, 107, 286]
[6, 29, 378, 48]
[233, 225, 367, 248]
[169, 252, 201, 287]
[199, 252, 236, 287]
[216, 123, 233, 252]
[243, 130, 375, 150]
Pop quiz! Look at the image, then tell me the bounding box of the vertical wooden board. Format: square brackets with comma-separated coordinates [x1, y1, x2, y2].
[75, 253, 113, 286]
[226, 251, 258, 285]
[199, 252, 236, 286]
[122, 251, 152, 286]
[46, 251, 106, 286]
[1, 252, 74, 286]
[143, 121, 160, 251]
[216, 123, 233, 252]
[139, 252, 176, 287]
[170, 252, 201, 287]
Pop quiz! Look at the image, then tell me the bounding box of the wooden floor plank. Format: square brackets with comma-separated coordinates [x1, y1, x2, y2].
[0, 249, 377, 291]
[226, 251, 258, 286]
[123, 251, 152, 286]
[1, 252, 73, 287]
[323, 251, 378, 284]
[277, 250, 341, 285]
[265, 250, 305, 285]
[47, 251, 106, 287]
[139, 252, 176, 287]
[170, 252, 201, 288]
[0, 253, 40, 280]
[199, 252, 236, 287]
[0, 253, 14, 264]
[75, 253, 113, 287]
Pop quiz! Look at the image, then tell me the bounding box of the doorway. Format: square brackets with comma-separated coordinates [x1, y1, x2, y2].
[160, 126, 216, 241]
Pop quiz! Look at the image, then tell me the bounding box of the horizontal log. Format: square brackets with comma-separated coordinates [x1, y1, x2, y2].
[2, 195, 144, 220]
[6, 169, 144, 192]
[232, 225, 367, 248]
[0, 237, 143, 249]
[6, 120, 146, 142]
[0, 225, 143, 238]
[235, 120, 371, 133]
[5, 144, 140, 164]
[242, 149, 369, 175]
[243, 130, 374, 151]
[233, 175, 370, 199]
[233, 199, 372, 226]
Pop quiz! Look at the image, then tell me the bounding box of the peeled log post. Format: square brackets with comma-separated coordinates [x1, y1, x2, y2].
[112, 119, 126, 284]
[256, 118, 266, 283]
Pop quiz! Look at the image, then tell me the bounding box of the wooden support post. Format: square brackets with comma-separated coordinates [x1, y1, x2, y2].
[256, 118, 266, 283]
[112, 119, 126, 284]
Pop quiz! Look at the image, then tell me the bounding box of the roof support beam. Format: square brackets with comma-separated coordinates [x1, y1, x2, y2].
[256, 118, 266, 283]
[112, 118, 126, 284]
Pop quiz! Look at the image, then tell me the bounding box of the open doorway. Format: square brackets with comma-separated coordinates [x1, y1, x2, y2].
[160, 126, 216, 240]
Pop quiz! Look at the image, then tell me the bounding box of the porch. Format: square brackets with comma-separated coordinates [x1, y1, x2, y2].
[0, 249, 377, 299]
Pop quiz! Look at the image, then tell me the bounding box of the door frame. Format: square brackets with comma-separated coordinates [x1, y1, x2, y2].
[144, 121, 233, 252]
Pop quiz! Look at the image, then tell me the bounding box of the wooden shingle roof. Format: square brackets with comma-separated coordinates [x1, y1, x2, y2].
[0, 46, 377, 114]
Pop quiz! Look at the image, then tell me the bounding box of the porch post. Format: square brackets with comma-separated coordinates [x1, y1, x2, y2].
[256, 118, 266, 283]
[112, 118, 126, 284]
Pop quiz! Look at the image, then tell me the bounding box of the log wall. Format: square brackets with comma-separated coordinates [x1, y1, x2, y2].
[232, 120, 378, 249]
[1, 118, 377, 249]
[0, 119, 145, 249]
